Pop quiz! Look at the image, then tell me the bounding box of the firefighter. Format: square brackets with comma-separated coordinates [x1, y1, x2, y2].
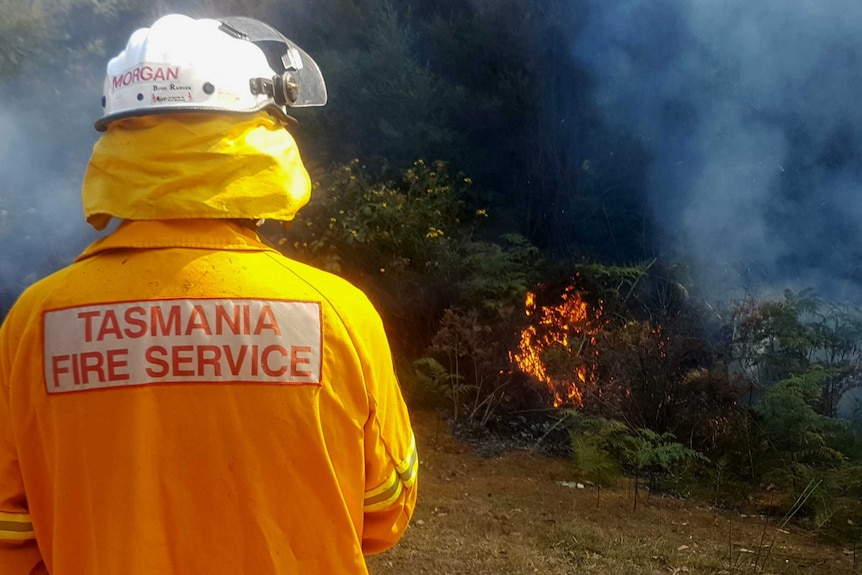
[0, 14, 417, 574]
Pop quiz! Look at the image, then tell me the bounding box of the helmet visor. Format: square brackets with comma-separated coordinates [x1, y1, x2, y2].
[219, 16, 327, 107]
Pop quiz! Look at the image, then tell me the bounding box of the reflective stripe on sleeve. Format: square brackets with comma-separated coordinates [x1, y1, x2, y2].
[395, 435, 418, 488]
[364, 435, 418, 512]
[364, 468, 403, 512]
[0, 511, 35, 541]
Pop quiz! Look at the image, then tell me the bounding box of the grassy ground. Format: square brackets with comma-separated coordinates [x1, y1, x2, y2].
[367, 410, 858, 575]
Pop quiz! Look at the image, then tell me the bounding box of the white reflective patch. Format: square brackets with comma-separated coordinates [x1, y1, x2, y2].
[43, 299, 322, 394]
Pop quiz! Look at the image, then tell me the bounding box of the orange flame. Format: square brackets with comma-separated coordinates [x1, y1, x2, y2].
[509, 287, 603, 408]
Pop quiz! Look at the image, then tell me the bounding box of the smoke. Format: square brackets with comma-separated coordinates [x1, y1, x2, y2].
[573, 0, 862, 303]
[9, 0, 862, 315]
[0, 1, 158, 315]
[0, 88, 101, 314]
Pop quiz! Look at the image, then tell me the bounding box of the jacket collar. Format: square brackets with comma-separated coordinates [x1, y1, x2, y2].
[75, 219, 279, 262]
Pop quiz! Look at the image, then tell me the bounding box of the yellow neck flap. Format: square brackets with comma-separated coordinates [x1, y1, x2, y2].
[82, 113, 311, 230]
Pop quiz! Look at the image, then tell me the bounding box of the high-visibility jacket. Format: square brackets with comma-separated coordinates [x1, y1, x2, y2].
[0, 219, 418, 574]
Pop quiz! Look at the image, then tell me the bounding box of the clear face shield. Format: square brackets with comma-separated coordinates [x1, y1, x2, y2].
[218, 17, 327, 111]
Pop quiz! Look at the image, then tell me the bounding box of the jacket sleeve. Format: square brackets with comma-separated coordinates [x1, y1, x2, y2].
[0, 315, 45, 574]
[356, 304, 418, 555]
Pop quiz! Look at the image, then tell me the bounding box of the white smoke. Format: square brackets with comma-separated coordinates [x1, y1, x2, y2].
[574, 0, 862, 303]
[0, 98, 100, 311]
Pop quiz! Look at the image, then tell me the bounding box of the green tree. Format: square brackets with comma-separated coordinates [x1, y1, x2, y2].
[567, 412, 702, 511]
[0, 1, 48, 76]
[731, 289, 821, 403]
[753, 370, 851, 491]
[730, 290, 862, 417]
[275, 159, 540, 358]
[412, 356, 473, 421]
[295, 0, 456, 168]
[567, 413, 626, 508]
[607, 427, 703, 511]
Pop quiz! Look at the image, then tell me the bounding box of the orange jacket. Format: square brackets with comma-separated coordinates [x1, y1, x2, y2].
[0, 220, 417, 574]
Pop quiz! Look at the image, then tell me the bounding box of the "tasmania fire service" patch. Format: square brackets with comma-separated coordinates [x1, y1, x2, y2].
[42, 298, 323, 393]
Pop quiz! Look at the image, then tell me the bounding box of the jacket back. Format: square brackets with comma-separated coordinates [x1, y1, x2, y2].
[0, 220, 417, 574]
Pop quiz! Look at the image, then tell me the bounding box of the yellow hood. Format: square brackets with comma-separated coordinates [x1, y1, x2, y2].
[82, 113, 311, 230]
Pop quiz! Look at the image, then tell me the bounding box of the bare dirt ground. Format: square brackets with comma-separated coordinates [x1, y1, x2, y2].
[367, 409, 858, 575]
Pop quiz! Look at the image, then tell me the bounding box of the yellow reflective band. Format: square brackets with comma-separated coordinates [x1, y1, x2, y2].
[0, 512, 35, 541]
[364, 469, 404, 512]
[364, 437, 418, 512]
[365, 469, 398, 501]
[396, 435, 418, 488]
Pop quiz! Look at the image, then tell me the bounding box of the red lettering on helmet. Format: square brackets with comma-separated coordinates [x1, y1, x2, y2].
[110, 65, 181, 90]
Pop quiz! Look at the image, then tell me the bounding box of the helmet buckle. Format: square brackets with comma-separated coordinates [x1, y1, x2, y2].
[250, 74, 298, 106]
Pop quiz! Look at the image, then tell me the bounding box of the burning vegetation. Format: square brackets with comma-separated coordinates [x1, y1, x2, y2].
[509, 285, 605, 408]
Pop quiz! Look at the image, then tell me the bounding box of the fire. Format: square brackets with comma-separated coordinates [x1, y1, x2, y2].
[509, 286, 603, 408]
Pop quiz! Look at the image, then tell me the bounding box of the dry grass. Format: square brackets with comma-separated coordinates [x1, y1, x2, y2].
[367, 410, 858, 575]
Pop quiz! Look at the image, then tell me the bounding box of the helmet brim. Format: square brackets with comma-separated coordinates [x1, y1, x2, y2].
[94, 106, 297, 132]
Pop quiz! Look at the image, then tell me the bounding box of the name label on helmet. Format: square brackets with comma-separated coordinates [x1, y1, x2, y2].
[111, 64, 180, 91]
[42, 298, 323, 393]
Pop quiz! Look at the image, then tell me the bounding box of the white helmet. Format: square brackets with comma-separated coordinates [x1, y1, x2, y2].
[95, 14, 327, 131]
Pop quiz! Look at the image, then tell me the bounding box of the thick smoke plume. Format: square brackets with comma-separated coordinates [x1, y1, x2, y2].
[5, 0, 862, 315]
[574, 0, 862, 303]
